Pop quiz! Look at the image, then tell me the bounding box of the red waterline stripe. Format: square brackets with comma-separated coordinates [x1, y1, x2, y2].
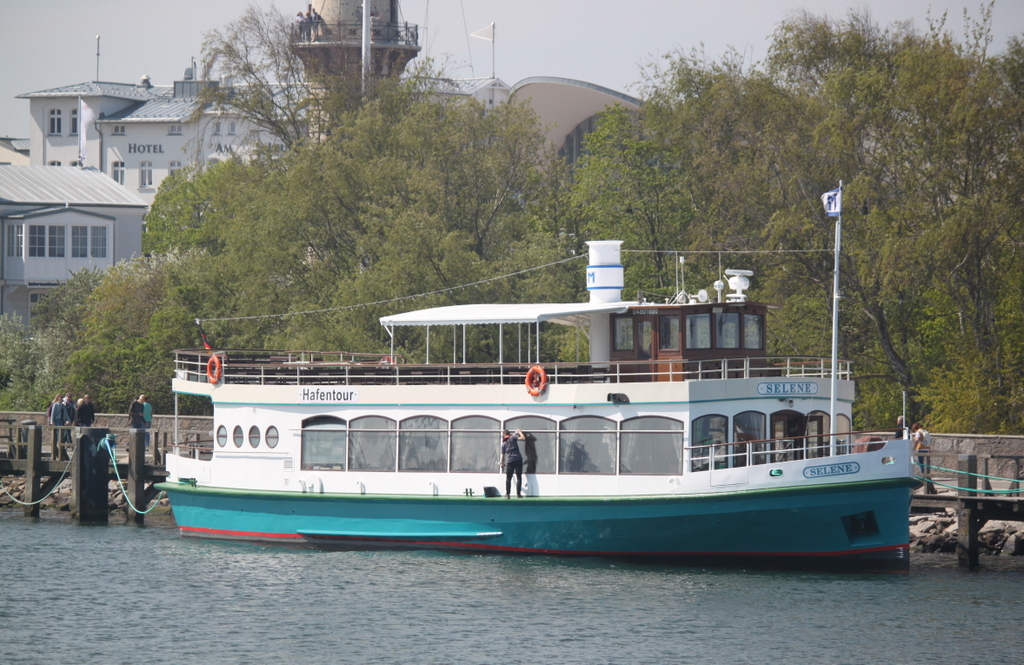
[180, 525, 303, 540]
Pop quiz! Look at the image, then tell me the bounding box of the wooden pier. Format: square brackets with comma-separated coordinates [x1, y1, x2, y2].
[0, 423, 208, 523]
[911, 454, 1024, 569]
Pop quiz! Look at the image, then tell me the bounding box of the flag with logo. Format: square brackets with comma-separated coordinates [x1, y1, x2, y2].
[821, 187, 841, 217]
[78, 97, 95, 167]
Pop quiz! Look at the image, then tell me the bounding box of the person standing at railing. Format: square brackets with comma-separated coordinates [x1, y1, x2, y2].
[128, 394, 146, 434]
[911, 422, 931, 473]
[76, 394, 95, 427]
[141, 395, 153, 447]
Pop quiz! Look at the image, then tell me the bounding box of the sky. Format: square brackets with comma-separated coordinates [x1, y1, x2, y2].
[2, 0, 1023, 137]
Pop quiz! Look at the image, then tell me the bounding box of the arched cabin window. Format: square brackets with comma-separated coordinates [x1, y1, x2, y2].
[348, 416, 396, 471]
[559, 416, 616, 474]
[619, 416, 684, 475]
[506, 416, 556, 474]
[451, 416, 500, 472]
[301, 416, 346, 470]
[690, 414, 727, 472]
[399, 416, 448, 471]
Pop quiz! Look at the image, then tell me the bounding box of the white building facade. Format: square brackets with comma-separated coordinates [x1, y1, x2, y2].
[18, 74, 280, 205]
[0, 165, 147, 322]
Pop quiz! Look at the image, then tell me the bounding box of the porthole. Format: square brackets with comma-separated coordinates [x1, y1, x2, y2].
[232, 425, 244, 448]
[266, 426, 279, 449]
[216, 425, 227, 447]
[249, 426, 260, 448]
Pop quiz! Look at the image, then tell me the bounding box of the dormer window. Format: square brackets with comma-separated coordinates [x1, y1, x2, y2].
[169, 124, 182, 135]
[112, 125, 126, 136]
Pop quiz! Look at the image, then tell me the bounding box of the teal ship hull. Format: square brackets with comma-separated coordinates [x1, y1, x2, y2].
[158, 478, 915, 571]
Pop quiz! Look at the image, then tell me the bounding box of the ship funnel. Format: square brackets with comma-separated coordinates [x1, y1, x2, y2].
[586, 240, 624, 303]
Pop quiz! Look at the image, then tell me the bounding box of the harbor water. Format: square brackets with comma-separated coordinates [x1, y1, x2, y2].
[3, 511, 1022, 665]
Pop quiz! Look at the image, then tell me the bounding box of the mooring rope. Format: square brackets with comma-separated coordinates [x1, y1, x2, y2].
[100, 437, 162, 514]
[915, 462, 1023, 495]
[0, 445, 77, 506]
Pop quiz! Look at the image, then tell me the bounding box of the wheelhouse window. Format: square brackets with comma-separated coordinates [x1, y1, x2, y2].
[613, 316, 633, 351]
[48, 109, 62, 135]
[112, 161, 125, 185]
[450, 416, 500, 472]
[659, 315, 679, 350]
[506, 416, 556, 474]
[620, 416, 684, 475]
[302, 416, 346, 470]
[71, 226, 89, 258]
[716, 312, 740, 349]
[559, 416, 615, 474]
[47, 226, 65, 258]
[399, 416, 447, 471]
[348, 416, 396, 471]
[686, 313, 711, 349]
[743, 314, 763, 349]
[690, 414, 727, 472]
[6, 224, 23, 258]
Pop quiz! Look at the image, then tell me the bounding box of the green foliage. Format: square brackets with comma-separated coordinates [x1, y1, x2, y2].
[11, 5, 1021, 435]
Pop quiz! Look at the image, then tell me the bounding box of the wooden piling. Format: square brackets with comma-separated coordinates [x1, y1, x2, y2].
[22, 426, 42, 518]
[73, 429, 111, 524]
[956, 455, 980, 569]
[126, 429, 146, 524]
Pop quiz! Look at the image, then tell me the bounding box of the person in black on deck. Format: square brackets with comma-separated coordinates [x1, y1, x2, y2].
[500, 428, 525, 499]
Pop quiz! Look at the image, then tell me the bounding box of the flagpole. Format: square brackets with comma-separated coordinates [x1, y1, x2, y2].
[829, 180, 843, 456]
[491, 23, 495, 79]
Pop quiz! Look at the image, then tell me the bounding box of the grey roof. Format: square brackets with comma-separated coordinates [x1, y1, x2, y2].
[0, 165, 147, 208]
[510, 77, 641, 107]
[100, 96, 198, 123]
[17, 81, 165, 102]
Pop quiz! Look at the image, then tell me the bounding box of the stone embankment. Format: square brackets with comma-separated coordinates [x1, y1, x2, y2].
[0, 477, 171, 514]
[911, 511, 1024, 556]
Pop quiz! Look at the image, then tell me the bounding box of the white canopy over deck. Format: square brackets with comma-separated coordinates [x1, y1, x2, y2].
[379, 301, 638, 364]
[379, 301, 636, 328]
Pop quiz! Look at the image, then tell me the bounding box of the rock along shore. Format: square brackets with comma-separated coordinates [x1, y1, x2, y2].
[0, 476, 171, 515]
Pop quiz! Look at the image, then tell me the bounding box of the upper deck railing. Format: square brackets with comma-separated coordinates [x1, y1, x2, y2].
[174, 350, 852, 388]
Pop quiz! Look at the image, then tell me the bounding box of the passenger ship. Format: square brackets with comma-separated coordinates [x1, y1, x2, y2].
[159, 241, 916, 571]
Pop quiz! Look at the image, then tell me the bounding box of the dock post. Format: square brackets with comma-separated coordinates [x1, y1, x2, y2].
[73, 428, 111, 524]
[22, 426, 43, 518]
[956, 454, 980, 569]
[126, 429, 147, 524]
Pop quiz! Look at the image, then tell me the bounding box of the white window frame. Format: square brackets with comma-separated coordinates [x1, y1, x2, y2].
[169, 124, 182, 135]
[90, 226, 107, 258]
[139, 161, 153, 188]
[112, 161, 125, 185]
[112, 125, 126, 136]
[6, 224, 23, 258]
[72, 226, 89, 258]
[48, 109, 62, 135]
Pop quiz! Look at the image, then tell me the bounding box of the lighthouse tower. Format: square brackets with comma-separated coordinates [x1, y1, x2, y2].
[293, 0, 421, 77]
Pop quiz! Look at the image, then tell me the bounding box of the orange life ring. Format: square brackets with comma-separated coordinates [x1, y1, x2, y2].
[207, 354, 224, 384]
[525, 365, 548, 396]
[378, 356, 393, 365]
